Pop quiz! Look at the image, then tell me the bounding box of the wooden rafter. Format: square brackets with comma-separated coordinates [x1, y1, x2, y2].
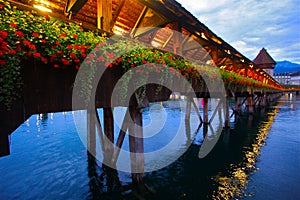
[111, 0, 126, 27]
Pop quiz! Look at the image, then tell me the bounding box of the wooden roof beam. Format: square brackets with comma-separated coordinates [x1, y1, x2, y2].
[111, 0, 126, 27]
[97, 0, 112, 32]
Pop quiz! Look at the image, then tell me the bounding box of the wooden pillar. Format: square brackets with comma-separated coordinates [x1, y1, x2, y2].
[87, 109, 96, 156]
[128, 106, 145, 192]
[247, 88, 254, 113]
[103, 108, 114, 164]
[185, 96, 192, 122]
[224, 94, 230, 128]
[0, 133, 10, 157]
[97, 0, 112, 32]
[235, 95, 241, 114]
[185, 119, 191, 145]
[203, 98, 209, 124]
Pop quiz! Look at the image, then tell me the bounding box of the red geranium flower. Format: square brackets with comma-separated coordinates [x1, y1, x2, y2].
[32, 32, 39, 37]
[15, 31, 24, 37]
[41, 57, 47, 63]
[22, 40, 31, 46]
[8, 49, 17, 55]
[97, 55, 105, 61]
[0, 60, 6, 65]
[0, 4, 4, 9]
[70, 52, 76, 59]
[74, 45, 80, 50]
[58, 33, 66, 38]
[75, 65, 80, 70]
[10, 23, 17, 28]
[33, 52, 41, 57]
[0, 30, 8, 38]
[16, 44, 21, 52]
[29, 44, 36, 50]
[67, 45, 73, 49]
[54, 64, 60, 68]
[40, 39, 46, 44]
[74, 59, 80, 63]
[73, 34, 78, 39]
[44, 14, 50, 20]
[62, 58, 70, 65]
[106, 52, 114, 59]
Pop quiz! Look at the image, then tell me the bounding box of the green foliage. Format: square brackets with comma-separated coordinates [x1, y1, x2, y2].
[0, 0, 282, 110]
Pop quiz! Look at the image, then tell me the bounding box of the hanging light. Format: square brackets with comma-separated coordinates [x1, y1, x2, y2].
[33, 0, 52, 13]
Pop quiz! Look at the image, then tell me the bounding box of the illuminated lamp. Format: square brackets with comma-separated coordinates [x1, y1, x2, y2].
[112, 26, 126, 35]
[33, 0, 52, 12]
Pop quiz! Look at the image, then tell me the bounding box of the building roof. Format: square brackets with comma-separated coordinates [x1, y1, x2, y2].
[253, 48, 276, 69]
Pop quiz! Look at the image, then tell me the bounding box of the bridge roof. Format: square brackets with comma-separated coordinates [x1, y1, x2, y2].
[9, 0, 281, 88]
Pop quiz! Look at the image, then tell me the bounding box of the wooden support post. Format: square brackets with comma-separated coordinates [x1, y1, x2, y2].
[235, 96, 240, 114]
[247, 89, 254, 114]
[0, 133, 10, 157]
[103, 108, 114, 164]
[191, 98, 203, 123]
[112, 109, 130, 165]
[224, 94, 230, 128]
[185, 96, 192, 122]
[128, 106, 146, 194]
[203, 98, 209, 124]
[209, 99, 222, 124]
[87, 109, 96, 156]
[97, 0, 112, 32]
[185, 118, 191, 144]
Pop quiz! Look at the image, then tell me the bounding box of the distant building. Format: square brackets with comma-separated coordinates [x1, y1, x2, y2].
[253, 48, 276, 77]
[290, 72, 300, 85]
[273, 73, 291, 85]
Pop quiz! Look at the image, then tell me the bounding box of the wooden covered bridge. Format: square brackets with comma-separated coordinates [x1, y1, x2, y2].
[0, 0, 285, 193]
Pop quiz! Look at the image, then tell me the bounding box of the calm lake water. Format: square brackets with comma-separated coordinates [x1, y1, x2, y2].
[0, 94, 299, 199]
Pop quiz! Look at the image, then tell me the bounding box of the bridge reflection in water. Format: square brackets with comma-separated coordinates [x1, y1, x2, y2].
[0, 96, 286, 199]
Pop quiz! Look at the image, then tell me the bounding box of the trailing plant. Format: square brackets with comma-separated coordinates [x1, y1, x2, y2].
[0, 0, 283, 109]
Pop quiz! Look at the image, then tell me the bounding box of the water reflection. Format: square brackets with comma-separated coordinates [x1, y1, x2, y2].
[212, 101, 282, 199]
[1, 97, 295, 199]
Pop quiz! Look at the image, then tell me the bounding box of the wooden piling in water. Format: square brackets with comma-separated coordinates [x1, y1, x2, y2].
[103, 108, 114, 164]
[224, 94, 230, 128]
[128, 106, 145, 193]
[185, 96, 192, 122]
[87, 109, 96, 155]
[203, 98, 209, 124]
[247, 88, 254, 113]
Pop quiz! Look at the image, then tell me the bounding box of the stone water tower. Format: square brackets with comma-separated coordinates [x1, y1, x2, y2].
[253, 48, 276, 77]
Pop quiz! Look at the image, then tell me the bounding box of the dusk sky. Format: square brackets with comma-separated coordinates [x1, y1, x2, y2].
[176, 0, 300, 64]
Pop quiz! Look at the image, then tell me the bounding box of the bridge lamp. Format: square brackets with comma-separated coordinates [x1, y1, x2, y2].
[33, 0, 52, 13]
